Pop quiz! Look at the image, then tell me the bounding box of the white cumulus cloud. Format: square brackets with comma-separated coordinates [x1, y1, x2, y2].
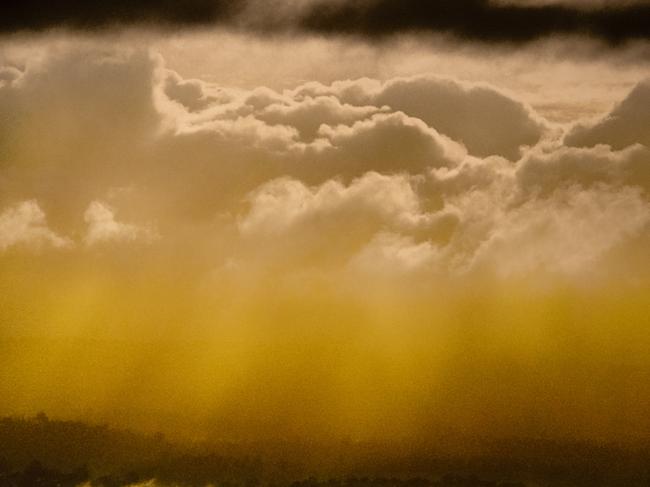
[0, 200, 72, 251]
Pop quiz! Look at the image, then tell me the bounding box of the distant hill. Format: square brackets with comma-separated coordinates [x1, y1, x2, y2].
[1, 414, 649, 486]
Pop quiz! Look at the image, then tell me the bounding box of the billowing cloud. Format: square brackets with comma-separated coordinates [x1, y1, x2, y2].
[564, 79, 650, 149]
[467, 184, 650, 277]
[515, 143, 650, 198]
[314, 112, 464, 175]
[255, 95, 385, 141]
[84, 201, 156, 246]
[349, 232, 441, 276]
[293, 76, 546, 159]
[238, 172, 459, 270]
[0, 45, 648, 283]
[0, 200, 71, 251]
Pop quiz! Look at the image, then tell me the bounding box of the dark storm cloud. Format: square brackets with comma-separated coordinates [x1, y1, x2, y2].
[300, 0, 650, 44]
[1, 0, 649, 44]
[0, 0, 243, 31]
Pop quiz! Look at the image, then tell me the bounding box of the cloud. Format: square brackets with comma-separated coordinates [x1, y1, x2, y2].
[256, 95, 385, 141]
[515, 143, 650, 198]
[492, 0, 650, 9]
[2, 1, 649, 46]
[0, 0, 243, 32]
[298, 0, 650, 44]
[235, 148, 650, 280]
[375, 77, 545, 159]
[467, 184, 650, 278]
[293, 76, 546, 159]
[348, 232, 441, 276]
[313, 112, 464, 176]
[0, 48, 163, 225]
[564, 79, 650, 149]
[84, 201, 155, 246]
[0, 200, 72, 251]
[1, 47, 521, 224]
[162, 71, 231, 113]
[240, 172, 438, 238]
[237, 172, 462, 271]
[0, 45, 648, 283]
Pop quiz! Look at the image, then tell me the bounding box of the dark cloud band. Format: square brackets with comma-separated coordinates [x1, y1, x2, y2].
[0, 1, 242, 31]
[300, 0, 650, 44]
[1, 0, 649, 44]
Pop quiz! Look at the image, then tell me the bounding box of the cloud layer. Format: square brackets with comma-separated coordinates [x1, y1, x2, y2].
[0, 46, 648, 284]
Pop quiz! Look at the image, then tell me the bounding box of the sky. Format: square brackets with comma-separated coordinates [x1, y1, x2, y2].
[0, 0, 649, 451]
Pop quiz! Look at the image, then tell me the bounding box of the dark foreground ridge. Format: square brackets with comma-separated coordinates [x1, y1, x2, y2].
[1, 414, 650, 486]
